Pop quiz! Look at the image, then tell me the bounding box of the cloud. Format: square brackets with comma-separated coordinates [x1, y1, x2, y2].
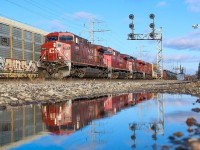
[164, 31, 200, 50]
[34, 19, 67, 31]
[164, 54, 199, 63]
[164, 38, 200, 50]
[156, 1, 167, 7]
[185, 0, 200, 12]
[63, 11, 98, 20]
[49, 20, 66, 31]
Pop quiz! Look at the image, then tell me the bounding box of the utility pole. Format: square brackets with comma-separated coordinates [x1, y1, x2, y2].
[88, 17, 110, 44]
[128, 14, 163, 79]
[136, 45, 149, 60]
[192, 24, 200, 79]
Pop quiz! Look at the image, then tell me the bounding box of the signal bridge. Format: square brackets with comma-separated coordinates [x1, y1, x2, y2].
[128, 14, 163, 79]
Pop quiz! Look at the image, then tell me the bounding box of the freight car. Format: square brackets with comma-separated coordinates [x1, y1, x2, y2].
[38, 31, 155, 79]
[163, 69, 177, 80]
[0, 16, 47, 78]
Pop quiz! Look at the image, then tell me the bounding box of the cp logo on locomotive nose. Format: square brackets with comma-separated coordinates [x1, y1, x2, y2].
[49, 48, 54, 53]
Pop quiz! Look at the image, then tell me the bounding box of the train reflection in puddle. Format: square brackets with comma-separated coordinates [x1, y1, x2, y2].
[0, 92, 158, 149]
[41, 92, 156, 135]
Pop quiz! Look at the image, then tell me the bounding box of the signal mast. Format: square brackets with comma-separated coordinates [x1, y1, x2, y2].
[192, 24, 200, 79]
[128, 14, 163, 79]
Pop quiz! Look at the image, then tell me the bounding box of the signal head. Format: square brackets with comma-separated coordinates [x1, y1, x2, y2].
[149, 23, 155, 28]
[129, 23, 134, 29]
[129, 14, 134, 20]
[149, 13, 155, 19]
[128, 33, 134, 39]
[149, 32, 154, 39]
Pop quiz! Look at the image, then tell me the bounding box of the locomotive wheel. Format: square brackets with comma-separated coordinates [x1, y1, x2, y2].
[132, 74, 136, 79]
[76, 69, 85, 78]
[112, 72, 119, 79]
[54, 70, 64, 79]
[38, 68, 50, 78]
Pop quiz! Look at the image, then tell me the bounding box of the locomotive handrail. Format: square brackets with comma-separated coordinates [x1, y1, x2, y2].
[38, 51, 47, 62]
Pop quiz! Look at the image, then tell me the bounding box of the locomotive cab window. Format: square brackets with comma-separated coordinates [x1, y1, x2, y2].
[46, 36, 58, 42]
[59, 36, 73, 42]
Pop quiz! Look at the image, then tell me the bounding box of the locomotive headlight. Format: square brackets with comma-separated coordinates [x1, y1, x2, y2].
[58, 56, 62, 59]
[53, 42, 56, 47]
[43, 56, 46, 60]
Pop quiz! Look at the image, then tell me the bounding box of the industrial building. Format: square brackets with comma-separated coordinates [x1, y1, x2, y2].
[0, 16, 48, 77]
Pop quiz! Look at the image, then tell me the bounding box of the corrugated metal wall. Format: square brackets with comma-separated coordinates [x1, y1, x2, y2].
[0, 23, 10, 58]
[34, 33, 42, 61]
[13, 27, 22, 59]
[24, 30, 32, 60]
[0, 22, 46, 61]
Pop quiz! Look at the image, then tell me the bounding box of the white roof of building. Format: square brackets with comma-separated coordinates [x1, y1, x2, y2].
[0, 16, 48, 35]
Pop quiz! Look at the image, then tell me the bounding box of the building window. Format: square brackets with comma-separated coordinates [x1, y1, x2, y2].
[0, 36, 9, 46]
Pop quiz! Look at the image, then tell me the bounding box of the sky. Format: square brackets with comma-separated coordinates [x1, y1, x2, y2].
[0, 0, 200, 75]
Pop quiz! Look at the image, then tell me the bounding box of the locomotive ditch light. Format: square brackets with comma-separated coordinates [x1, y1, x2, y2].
[129, 14, 134, 20]
[149, 23, 155, 28]
[53, 42, 56, 47]
[128, 33, 134, 39]
[129, 23, 134, 29]
[149, 13, 155, 19]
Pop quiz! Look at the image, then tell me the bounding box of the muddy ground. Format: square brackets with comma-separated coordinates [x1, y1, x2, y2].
[0, 79, 199, 107]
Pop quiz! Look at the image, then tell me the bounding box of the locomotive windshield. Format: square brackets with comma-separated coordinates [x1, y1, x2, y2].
[46, 36, 58, 42]
[59, 36, 73, 42]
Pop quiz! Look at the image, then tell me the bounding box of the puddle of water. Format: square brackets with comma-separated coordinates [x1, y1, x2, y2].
[0, 92, 199, 150]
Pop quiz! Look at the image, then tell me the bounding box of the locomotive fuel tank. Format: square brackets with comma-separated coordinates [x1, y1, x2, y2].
[74, 67, 101, 78]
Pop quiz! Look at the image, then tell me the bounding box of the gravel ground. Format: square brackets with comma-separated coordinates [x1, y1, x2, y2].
[0, 79, 199, 107]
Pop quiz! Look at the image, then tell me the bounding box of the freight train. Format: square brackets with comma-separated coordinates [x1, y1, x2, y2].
[41, 92, 154, 135]
[38, 31, 178, 80]
[38, 31, 164, 79]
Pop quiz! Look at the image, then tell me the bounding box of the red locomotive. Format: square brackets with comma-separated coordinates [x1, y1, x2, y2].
[38, 31, 176, 80]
